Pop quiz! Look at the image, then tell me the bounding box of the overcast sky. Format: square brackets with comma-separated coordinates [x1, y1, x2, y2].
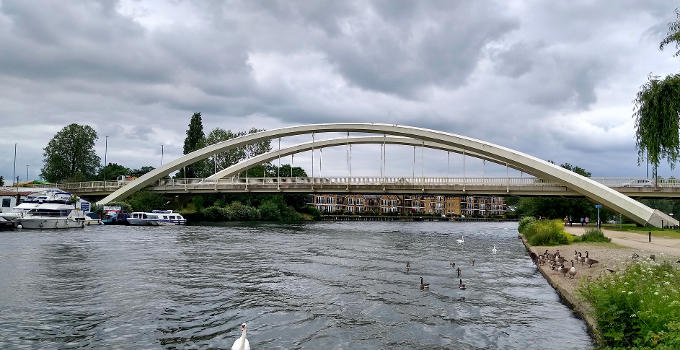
[1, 0, 679, 183]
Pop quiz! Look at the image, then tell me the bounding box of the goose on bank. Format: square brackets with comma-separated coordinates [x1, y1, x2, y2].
[585, 251, 599, 268]
[558, 263, 569, 277]
[232, 323, 250, 350]
[568, 260, 577, 279]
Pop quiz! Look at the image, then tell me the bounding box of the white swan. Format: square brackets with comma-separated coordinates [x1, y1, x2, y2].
[232, 323, 250, 350]
[456, 236, 464, 244]
[491, 245, 497, 254]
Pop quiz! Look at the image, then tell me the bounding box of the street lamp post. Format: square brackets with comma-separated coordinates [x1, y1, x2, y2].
[12, 143, 17, 186]
[26, 165, 30, 182]
[104, 136, 109, 181]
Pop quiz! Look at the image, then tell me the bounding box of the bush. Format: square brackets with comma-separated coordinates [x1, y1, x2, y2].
[579, 261, 680, 348]
[579, 228, 611, 243]
[259, 200, 282, 221]
[522, 219, 569, 245]
[227, 202, 260, 221]
[202, 206, 230, 221]
[302, 206, 321, 220]
[518, 216, 536, 233]
[280, 205, 303, 223]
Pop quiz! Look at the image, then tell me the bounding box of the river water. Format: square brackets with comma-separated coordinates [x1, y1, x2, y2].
[0, 221, 592, 349]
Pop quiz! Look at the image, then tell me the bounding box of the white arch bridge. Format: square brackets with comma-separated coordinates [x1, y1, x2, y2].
[92, 123, 677, 228]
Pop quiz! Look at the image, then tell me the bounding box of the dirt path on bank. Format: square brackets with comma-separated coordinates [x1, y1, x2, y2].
[564, 225, 680, 257]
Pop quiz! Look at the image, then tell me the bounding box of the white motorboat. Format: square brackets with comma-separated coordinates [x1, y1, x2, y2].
[127, 212, 161, 226]
[0, 189, 86, 229]
[127, 210, 186, 226]
[152, 210, 187, 225]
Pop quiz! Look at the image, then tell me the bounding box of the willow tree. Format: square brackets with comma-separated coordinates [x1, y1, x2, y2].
[632, 10, 680, 178]
[659, 8, 680, 56]
[633, 75, 680, 178]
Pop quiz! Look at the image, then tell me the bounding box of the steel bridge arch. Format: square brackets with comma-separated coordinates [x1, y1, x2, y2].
[204, 136, 510, 181]
[97, 123, 677, 227]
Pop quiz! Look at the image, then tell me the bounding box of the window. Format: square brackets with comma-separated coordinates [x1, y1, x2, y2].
[357, 198, 364, 205]
[1, 198, 10, 207]
[348, 198, 354, 205]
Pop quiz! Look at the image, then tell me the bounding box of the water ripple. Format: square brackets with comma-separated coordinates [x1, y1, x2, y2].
[0, 222, 592, 349]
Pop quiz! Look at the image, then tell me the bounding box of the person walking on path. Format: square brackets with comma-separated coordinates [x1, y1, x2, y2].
[580, 217, 584, 226]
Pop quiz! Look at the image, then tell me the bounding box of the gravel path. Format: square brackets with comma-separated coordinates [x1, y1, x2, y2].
[564, 225, 680, 256]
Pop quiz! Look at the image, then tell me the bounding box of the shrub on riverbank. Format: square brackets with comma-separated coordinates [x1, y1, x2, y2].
[518, 216, 536, 233]
[520, 218, 569, 245]
[579, 261, 680, 349]
[578, 228, 611, 243]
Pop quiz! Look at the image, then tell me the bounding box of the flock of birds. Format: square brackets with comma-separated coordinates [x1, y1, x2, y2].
[534, 249, 599, 279]
[231, 235, 505, 349]
[410, 235, 499, 291]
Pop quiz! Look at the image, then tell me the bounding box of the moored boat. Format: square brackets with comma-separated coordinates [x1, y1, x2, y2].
[0, 189, 86, 229]
[152, 210, 187, 225]
[127, 210, 186, 226]
[127, 212, 161, 226]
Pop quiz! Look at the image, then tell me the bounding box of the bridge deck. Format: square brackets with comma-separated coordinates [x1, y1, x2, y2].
[26, 177, 680, 197]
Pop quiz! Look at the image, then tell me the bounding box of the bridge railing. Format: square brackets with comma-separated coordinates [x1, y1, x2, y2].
[25, 176, 680, 192]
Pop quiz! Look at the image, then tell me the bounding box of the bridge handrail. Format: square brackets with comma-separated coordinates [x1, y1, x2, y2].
[34, 176, 680, 192]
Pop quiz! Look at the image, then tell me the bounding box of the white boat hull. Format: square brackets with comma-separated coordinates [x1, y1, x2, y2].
[127, 218, 161, 226]
[17, 218, 85, 229]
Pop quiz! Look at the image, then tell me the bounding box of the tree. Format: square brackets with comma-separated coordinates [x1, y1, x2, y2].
[633, 74, 680, 178]
[277, 164, 307, 177]
[243, 128, 271, 158]
[659, 8, 680, 56]
[0, 176, 4, 186]
[41, 123, 101, 182]
[205, 128, 246, 172]
[631, 10, 680, 178]
[130, 166, 155, 177]
[98, 163, 130, 180]
[560, 163, 591, 177]
[204, 127, 272, 178]
[182, 112, 206, 178]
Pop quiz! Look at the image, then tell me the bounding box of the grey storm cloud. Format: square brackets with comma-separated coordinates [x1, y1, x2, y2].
[0, 0, 679, 182]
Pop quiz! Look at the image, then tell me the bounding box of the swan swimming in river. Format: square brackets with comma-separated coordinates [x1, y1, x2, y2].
[232, 323, 250, 350]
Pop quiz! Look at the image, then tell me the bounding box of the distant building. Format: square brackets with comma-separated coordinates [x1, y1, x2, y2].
[311, 193, 505, 216]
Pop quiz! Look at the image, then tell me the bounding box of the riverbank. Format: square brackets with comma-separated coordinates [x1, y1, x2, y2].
[520, 228, 680, 346]
[320, 215, 515, 222]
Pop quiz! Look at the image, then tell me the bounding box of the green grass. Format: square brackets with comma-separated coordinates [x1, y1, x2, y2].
[578, 228, 611, 243]
[579, 261, 680, 349]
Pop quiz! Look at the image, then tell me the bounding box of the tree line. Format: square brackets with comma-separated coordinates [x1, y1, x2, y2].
[39, 112, 306, 183]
